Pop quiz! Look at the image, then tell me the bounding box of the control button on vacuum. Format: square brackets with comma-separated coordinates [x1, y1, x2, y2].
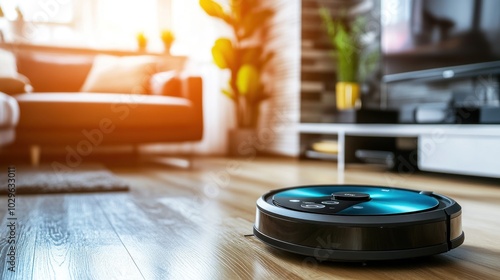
[419, 191, 433, 196]
[289, 199, 300, 202]
[321, 201, 340, 205]
[301, 204, 325, 209]
[332, 192, 370, 201]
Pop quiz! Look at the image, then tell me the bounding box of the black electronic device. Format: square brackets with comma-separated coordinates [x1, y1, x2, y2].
[382, 0, 500, 83]
[254, 185, 464, 261]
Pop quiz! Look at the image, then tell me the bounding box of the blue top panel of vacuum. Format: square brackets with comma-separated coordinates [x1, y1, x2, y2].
[272, 185, 439, 215]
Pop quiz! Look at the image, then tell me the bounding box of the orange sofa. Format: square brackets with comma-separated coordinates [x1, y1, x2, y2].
[5, 48, 203, 153]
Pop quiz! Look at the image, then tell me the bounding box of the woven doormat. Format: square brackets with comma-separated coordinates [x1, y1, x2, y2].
[0, 164, 129, 195]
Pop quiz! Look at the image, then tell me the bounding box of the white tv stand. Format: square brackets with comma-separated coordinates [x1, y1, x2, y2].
[299, 123, 500, 182]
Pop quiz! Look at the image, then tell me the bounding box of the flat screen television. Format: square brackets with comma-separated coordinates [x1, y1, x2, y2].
[381, 0, 500, 83]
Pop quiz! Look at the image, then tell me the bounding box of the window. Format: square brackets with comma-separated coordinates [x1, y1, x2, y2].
[0, 0, 218, 58]
[83, 0, 160, 49]
[0, 0, 74, 23]
[0, 0, 171, 50]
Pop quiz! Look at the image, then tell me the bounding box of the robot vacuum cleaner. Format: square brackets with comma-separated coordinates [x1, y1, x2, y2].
[253, 185, 464, 261]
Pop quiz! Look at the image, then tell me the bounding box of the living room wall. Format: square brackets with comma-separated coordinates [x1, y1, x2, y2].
[257, 0, 301, 156]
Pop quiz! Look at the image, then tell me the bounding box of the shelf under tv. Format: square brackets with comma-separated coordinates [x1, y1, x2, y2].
[299, 123, 500, 181]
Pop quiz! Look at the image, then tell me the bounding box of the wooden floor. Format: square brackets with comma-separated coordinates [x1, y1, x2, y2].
[1, 157, 499, 279]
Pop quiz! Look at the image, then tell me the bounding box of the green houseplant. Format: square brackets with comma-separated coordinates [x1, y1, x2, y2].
[319, 8, 365, 110]
[200, 0, 274, 129]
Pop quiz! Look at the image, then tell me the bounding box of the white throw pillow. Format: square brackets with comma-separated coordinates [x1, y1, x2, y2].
[80, 55, 159, 94]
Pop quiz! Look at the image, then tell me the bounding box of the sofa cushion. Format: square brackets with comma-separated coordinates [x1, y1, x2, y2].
[80, 55, 159, 94]
[16, 52, 94, 92]
[14, 92, 196, 129]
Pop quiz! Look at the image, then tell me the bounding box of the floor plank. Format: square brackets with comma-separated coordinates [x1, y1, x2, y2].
[0, 195, 39, 279]
[31, 195, 143, 280]
[95, 192, 228, 279]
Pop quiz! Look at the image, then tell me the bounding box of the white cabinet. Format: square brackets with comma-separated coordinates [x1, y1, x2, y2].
[419, 134, 500, 178]
[299, 123, 500, 180]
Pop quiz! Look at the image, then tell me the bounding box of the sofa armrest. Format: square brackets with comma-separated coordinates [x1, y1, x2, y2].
[183, 76, 203, 139]
[149, 72, 203, 139]
[0, 92, 20, 128]
[183, 76, 202, 108]
[0, 74, 33, 94]
[150, 72, 202, 102]
[150, 71, 182, 97]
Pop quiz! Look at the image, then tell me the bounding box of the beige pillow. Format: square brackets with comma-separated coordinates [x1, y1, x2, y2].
[80, 55, 159, 94]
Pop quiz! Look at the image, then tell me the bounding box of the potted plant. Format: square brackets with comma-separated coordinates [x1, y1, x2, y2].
[199, 0, 274, 155]
[319, 8, 365, 110]
[136, 32, 148, 52]
[160, 29, 175, 55]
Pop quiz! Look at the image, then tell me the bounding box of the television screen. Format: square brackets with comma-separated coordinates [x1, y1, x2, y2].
[382, 0, 500, 82]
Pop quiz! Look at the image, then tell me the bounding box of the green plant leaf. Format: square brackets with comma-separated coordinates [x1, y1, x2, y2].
[336, 23, 359, 82]
[212, 38, 234, 69]
[203, 0, 275, 124]
[334, 24, 349, 51]
[221, 88, 235, 100]
[236, 64, 260, 96]
[199, 0, 224, 17]
[199, 0, 231, 23]
[319, 8, 337, 45]
[319, 6, 360, 82]
[359, 46, 380, 81]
